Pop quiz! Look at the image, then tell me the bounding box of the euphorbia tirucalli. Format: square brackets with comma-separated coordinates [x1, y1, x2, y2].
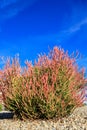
[0, 56, 21, 101]
[0, 46, 86, 120]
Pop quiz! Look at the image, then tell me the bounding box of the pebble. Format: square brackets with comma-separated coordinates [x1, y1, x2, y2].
[0, 106, 87, 130]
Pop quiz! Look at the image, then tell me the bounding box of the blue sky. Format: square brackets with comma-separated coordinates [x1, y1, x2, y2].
[0, 0, 87, 71]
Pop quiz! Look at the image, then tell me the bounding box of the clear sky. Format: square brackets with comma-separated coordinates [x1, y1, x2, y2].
[0, 0, 87, 71]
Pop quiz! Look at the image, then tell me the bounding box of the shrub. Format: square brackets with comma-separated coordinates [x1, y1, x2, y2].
[0, 56, 21, 102]
[0, 46, 86, 120]
[0, 104, 2, 111]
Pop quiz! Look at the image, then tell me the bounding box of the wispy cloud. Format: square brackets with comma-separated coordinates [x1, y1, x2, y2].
[53, 18, 87, 43]
[20, 17, 87, 46]
[64, 18, 87, 34]
[0, 0, 38, 20]
[0, 0, 18, 9]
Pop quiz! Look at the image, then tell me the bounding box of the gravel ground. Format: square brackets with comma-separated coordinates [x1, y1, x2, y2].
[0, 106, 87, 130]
